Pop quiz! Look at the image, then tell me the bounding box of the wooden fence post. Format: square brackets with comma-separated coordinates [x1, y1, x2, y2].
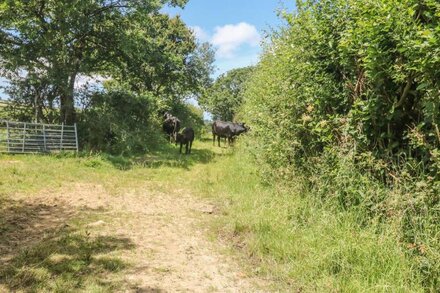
[6, 121, 10, 153]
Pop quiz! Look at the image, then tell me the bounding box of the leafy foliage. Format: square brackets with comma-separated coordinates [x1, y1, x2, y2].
[169, 102, 205, 139]
[242, 0, 440, 289]
[0, 0, 175, 123]
[199, 66, 253, 121]
[78, 84, 160, 154]
[0, 0, 214, 153]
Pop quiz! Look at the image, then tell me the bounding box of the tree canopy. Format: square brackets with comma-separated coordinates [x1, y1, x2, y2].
[199, 66, 253, 121]
[0, 0, 213, 125]
[243, 0, 440, 171]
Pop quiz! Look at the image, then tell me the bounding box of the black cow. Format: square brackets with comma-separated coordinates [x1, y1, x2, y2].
[162, 112, 181, 142]
[212, 121, 248, 147]
[175, 127, 195, 154]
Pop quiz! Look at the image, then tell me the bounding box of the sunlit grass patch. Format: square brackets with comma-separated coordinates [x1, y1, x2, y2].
[192, 145, 424, 292]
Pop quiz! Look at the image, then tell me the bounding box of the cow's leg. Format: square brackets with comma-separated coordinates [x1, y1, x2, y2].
[179, 143, 183, 154]
[189, 140, 193, 154]
[213, 133, 216, 146]
[217, 136, 221, 147]
[185, 142, 189, 155]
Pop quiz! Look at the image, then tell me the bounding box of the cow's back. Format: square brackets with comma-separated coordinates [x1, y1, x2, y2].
[212, 121, 233, 137]
[183, 127, 195, 141]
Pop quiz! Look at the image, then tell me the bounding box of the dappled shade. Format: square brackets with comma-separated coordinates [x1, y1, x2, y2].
[0, 197, 135, 292]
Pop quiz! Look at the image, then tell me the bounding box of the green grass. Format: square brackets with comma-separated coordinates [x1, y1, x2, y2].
[0, 138, 426, 292]
[191, 144, 424, 292]
[0, 197, 134, 293]
[1, 230, 131, 292]
[0, 138, 230, 292]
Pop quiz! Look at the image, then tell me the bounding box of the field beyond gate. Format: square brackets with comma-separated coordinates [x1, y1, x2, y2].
[0, 120, 78, 154]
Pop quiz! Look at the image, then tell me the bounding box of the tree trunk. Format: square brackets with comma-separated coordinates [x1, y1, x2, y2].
[34, 92, 39, 123]
[60, 71, 77, 124]
[34, 91, 45, 123]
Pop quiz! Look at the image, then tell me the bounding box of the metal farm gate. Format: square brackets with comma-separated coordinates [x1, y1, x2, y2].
[0, 120, 78, 154]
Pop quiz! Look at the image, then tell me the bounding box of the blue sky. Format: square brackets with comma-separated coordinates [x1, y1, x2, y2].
[165, 0, 295, 75]
[0, 81, 6, 99]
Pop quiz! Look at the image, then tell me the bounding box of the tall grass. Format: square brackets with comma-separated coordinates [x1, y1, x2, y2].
[194, 143, 425, 292]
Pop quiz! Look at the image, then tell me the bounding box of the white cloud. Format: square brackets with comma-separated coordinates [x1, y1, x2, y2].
[190, 26, 209, 42]
[211, 22, 260, 59]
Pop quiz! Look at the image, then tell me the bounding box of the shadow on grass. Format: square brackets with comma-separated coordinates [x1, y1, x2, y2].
[100, 142, 230, 171]
[199, 137, 214, 143]
[3, 138, 234, 173]
[138, 147, 217, 170]
[0, 198, 136, 292]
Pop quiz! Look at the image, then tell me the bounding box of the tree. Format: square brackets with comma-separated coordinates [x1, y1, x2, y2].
[115, 17, 216, 107]
[199, 66, 254, 121]
[0, 0, 189, 124]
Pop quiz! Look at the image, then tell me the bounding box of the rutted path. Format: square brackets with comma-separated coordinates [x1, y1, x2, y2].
[4, 181, 264, 292]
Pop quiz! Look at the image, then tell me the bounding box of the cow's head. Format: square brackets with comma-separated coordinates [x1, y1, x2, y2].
[235, 123, 248, 135]
[241, 123, 249, 132]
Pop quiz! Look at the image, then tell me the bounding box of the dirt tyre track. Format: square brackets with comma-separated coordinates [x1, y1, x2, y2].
[1, 182, 265, 293]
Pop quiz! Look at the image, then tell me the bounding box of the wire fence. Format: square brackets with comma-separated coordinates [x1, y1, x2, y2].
[0, 120, 78, 154]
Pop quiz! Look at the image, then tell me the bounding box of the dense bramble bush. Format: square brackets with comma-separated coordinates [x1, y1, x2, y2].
[242, 0, 440, 289]
[78, 86, 162, 154]
[77, 85, 205, 154]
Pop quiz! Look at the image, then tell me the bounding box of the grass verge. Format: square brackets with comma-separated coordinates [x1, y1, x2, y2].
[192, 145, 424, 292]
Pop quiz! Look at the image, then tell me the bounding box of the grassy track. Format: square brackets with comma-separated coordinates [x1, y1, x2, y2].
[0, 138, 423, 292]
